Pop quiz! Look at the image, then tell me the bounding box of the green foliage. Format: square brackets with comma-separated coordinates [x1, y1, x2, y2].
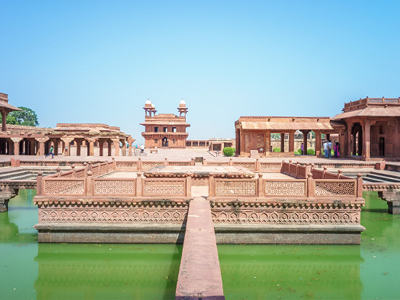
[223, 147, 235, 157]
[271, 133, 281, 139]
[273, 147, 281, 152]
[0, 107, 39, 126]
[294, 150, 300, 155]
[298, 148, 302, 155]
[307, 149, 315, 155]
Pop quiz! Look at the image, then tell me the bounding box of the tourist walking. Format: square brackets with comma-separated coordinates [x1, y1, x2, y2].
[327, 140, 332, 158]
[140, 144, 144, 153]
[334, 142, 340, 158]
[46, 145, 54, 159]
[323, 141, 328, 158]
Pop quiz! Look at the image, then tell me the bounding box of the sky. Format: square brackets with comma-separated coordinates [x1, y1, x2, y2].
[1, 0, 399, 143]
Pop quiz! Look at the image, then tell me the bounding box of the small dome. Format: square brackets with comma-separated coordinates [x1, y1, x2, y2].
[145, 99, 152, 105]
[180, 99, 186, 105]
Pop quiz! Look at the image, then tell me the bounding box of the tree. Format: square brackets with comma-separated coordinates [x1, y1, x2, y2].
[0, 107, 39, 126]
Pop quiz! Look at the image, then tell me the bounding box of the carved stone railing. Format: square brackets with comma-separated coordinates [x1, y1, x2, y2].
[208, 173, 363, 200]
[281, 161, 311, 179]
[37, 171, 192, 197]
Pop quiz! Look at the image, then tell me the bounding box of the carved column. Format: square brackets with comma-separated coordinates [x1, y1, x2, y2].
[87, 139, 96, 156]
[280, 133, 285, 152]
[61, 138, 73, 156]
[315, 131, 321, 157]
[363, 119, 371, 159]
[113, 139, 120, 156]
[265, 131, 271, 154]
[1, 110, 7, 131]
[36, 137, 49, 156]
[108, 140, 112, 156]
[358, 125, 363, 156]
[301, 130, 310, 155]
[121, 139, 127, 156]
[289, 131, 295, 153]
[239, 129, 245, 156]
[11, 138, 22, 155]
[76, 139, 82, 156]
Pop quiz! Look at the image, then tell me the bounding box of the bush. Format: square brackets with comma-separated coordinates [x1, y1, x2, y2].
[294, 150, 300, 155]
[223, 147, 235, 156]
[307, 149, 315, 155]
[273, 147, 281, 152]
[298, 148, 302, 155]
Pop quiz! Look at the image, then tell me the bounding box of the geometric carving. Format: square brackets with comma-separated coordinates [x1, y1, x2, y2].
[38, 204, 187, 224]
[265, 181, 306, 195]
[315, 181, 355, 196]
[215, 180, 256, 196]
[143, 180, 185, 196]
[94, 179, 136, 195]
[44, 179, 85, 195]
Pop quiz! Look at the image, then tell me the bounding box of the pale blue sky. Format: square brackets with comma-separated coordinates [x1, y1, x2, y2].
[1, 0, 399, 143]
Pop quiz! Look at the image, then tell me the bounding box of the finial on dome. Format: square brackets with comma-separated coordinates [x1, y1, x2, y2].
[179, 98, 186, 107]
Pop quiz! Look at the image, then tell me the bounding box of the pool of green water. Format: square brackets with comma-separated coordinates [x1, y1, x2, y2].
[1, 191, 399, 299]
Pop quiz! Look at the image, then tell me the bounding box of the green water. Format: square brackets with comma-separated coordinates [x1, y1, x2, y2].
[1, 191, 400, 299]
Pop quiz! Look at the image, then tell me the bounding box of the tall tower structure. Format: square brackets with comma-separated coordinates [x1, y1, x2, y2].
[140, 99, 190, 148]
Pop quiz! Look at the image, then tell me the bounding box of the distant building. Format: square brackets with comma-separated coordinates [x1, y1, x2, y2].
[0, 92, 134, 156]
[141, 99, 190, 148]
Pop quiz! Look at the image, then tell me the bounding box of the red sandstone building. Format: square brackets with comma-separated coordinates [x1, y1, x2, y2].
[235, 97, 400, 161]
[0, 93, 134, 156]
[141, 99, 190, 148]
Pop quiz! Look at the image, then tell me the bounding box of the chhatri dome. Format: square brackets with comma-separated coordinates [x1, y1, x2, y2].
[179, 99, 186, 107]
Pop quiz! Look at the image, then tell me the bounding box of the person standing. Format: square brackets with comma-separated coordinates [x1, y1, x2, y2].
[323, 141, 328, 158]
[327, 140, 332, 159]
[140, 144, 144, 153]
[46, 145, 54, 159]
[301, 143, 304, 155]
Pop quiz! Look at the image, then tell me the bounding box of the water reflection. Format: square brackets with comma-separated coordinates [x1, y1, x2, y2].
[34, 243, 182, 300]
[219, 244, 363, 299]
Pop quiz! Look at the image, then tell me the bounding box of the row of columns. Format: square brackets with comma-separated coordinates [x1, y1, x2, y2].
[0, 137, 131, 157]
[239, 130, 322, 156]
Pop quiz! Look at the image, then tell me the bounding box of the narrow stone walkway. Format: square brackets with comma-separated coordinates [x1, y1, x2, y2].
[175, 197, 225, 300]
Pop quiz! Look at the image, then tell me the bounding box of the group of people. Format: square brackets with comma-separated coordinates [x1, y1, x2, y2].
[323, 140, 340, 159]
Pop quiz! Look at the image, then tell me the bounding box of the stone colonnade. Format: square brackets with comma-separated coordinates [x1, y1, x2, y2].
[0, 136, 135, 157]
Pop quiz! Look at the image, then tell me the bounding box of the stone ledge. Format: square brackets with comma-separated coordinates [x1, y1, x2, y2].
[214, 224, 365, 245]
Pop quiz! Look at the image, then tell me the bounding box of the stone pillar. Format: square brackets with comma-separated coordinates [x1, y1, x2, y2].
[378, 190, 400, 214]
[113, 140, 120, 156]
[76, 140, 81, 156]
[11, 138, 22, 155]
[30, 139, 36, 155]
[289, 131, 295, 153]
[358, 127, 363, 156]
[363, 119, 371, 159]
[122, 140, 127, 156]
[352, 133, 357, 156]
[108, 141, 112, 156]
[280, 133, 285, 152]
[265, 131, 271, 154]
[302, 130, 309, 155]
[88, 139, 96, 156]
[315, 131, 321, 157]
[99, 141, 104, 156]
[339, 130, 346, 158]
[239, 130, 245, 156]
[1, 110, 7, 131]
[53, 139, 60, 155]
[61, 138, 72, 156]
[7, 140, 12, 155]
